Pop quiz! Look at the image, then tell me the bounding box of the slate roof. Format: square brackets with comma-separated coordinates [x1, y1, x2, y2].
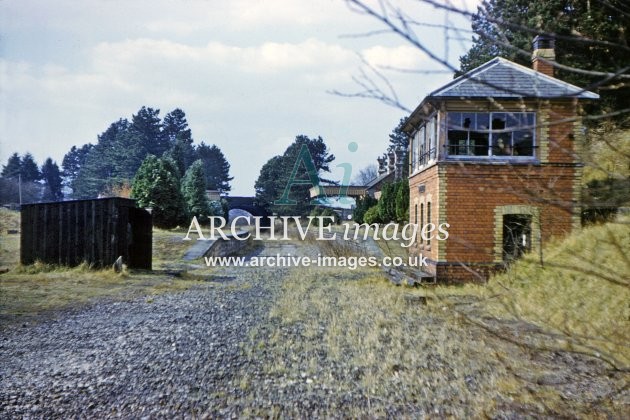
[428, 57, 599, 99]
[365, 171, 394, 189]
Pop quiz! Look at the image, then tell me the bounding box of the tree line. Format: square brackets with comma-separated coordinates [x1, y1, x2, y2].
[1, 107, 233, 220]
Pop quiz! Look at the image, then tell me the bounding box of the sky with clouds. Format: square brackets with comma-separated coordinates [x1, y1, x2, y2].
[1, 0, 479, 195]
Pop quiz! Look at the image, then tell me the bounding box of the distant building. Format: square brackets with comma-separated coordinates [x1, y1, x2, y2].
[206, 189, 221, 202]
[405, 36, 598, 282]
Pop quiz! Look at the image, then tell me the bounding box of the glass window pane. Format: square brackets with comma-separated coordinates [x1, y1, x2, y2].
[476, 113, 490, 130]
[506, 112, 520, 128]
[492, 134, 512, 156]
[447, 112, 461, 130]
[470, 131, 489, 156]
[513, 131, 534, 156]
[462, 113, 475, 130]
[491, 113, 507, 130]
[448, 130, 468, 155]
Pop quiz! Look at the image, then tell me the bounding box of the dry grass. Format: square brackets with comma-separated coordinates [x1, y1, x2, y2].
[238, 217, 630, 416]
[0, 219, 212, 327]
[246, 266, 514, 416]
[0, 208, 20, 269]
[0, 265, 206, 327]
[152, 227, 196, 270]
[481, 215, 630, 368]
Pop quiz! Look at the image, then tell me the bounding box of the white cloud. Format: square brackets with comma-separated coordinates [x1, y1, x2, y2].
[362, 45, 428, 69]
[0, 0, 475, 194]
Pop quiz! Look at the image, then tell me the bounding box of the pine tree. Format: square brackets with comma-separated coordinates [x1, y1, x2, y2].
[388, 118, 408, 152]
[73, 120, 128, 198]
[1, 153, 22, 178]
[20, 153, 41, 182]
[181, 160, 212, 223]
[254, 135, 335, 216]
[130, 106, 167, 157]
[163, 109, 196, 177]
[41, 158, 63, 201]
[196, 143, 233, 194]
[378, 182, 397, 223]
[62, 144, 93, 191]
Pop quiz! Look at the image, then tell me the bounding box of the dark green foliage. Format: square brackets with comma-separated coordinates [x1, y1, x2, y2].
[181, 160, 212, 223]
[72, 119, 130, 198]
[254, 155, 285, 209]
[131, 155, 187, 229]
[458, 0, 630, 114]
[255, 135, 335, 216]
[2, 153, 22, 178]
[163, 109, 195, 177]
[388, 117, 408, 152]
[395, 180, 409, 223]
[209, 199, 229, 219]
[310, 207, 339, 226]
[19, 153, 41, 182]
[68, 107, 231, 200]
[196, 142, 233, 194]
[363, 205, 381, 224]
[376, 180, 408, 223]
[62, 144, 93, 190]
[166, 140, 196, 178]
[377, 182, 397, 222]
[130, 106, 167, 157]
[353, 195, 378, 224]
[41, 158, 63, 201]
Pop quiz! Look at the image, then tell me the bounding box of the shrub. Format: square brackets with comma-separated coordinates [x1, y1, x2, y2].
[363, 205, 381, 224]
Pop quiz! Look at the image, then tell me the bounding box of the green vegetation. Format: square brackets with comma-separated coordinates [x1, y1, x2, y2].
[363, 205, 380, 224]
[483, 215, 630, 368]
[181, 160, 213, 223]
[352, 194, 377, 224]
[459, 0, 629, 114]
[132, 156, 187, 229]
[1, 107, 233, 206]
[357, 179, 408, 225]
[254, 135, 335, 216]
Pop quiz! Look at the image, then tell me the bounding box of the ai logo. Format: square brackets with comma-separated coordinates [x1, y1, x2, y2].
[274, 142, 358, 206]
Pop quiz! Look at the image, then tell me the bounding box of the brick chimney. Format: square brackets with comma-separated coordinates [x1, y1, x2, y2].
[532, 34, 555, 77]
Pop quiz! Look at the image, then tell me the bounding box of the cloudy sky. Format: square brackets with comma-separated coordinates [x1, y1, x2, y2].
[1, 0, 479, 195]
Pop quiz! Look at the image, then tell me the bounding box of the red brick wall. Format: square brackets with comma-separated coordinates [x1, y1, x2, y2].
[443, 163, 576, 263]
[408, 164, 441, 272]
[407, 100, 582, 283]
[545, 102, 580, 163]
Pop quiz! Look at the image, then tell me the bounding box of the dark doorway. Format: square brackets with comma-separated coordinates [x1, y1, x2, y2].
[502, 214, 532, 262]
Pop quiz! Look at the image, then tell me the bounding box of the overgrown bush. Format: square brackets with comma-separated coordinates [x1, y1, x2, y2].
[395, 180, 409, 223]
[353, 195, 377, 224]
[310, 207, 338, 226]
[363, 205, 381, 224]
[132, 155, 187, 229]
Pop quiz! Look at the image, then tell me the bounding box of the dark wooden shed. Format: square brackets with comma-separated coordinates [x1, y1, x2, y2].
[20, 197, 152, 269]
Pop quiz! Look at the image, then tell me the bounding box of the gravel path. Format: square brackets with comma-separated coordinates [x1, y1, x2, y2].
[2, 239, 627, 417]
[0, 243, 296, 418]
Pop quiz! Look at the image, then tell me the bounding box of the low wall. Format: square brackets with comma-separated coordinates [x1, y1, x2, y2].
[203, 231, 251, 258]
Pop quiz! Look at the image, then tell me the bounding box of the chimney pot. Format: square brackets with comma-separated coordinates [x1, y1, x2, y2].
[532, 34, 555, 77]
